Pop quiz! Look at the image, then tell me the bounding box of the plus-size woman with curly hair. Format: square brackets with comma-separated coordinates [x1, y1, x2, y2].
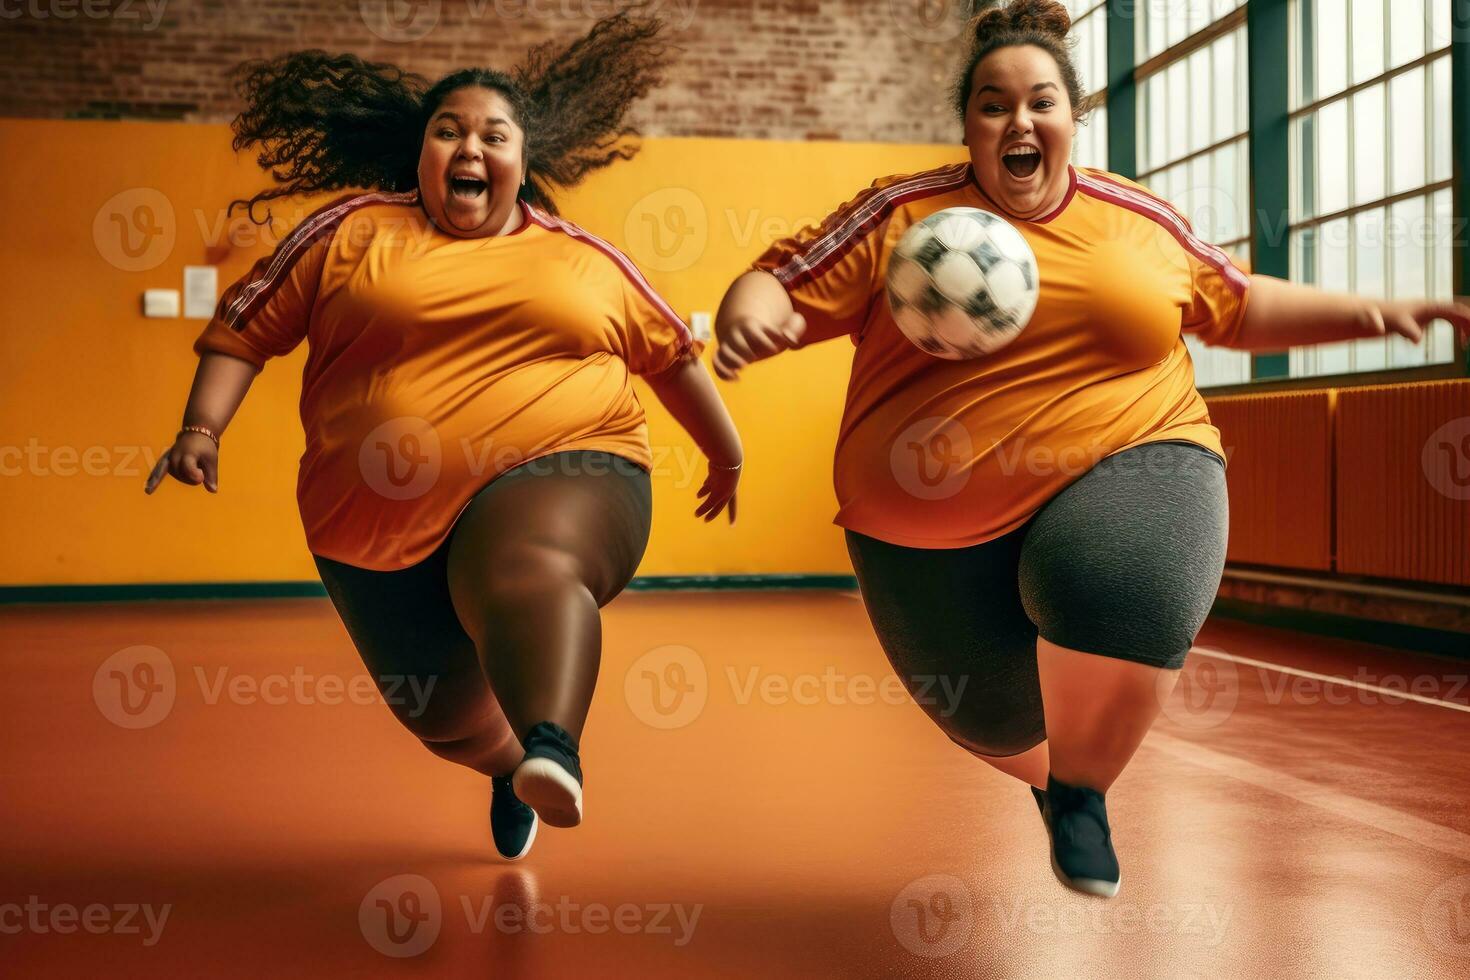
[145, 13, 742, 862]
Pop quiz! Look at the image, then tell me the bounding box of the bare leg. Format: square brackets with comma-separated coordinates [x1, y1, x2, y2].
[1036, 637, 1177, 792]
[967, 741, 1051, 789]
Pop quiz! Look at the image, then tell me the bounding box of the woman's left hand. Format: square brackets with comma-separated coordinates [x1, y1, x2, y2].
[695, 462, 739, 524]
[1370, 297, 1470, 344]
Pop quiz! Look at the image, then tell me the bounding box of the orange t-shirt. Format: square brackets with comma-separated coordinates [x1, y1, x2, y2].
[751, 162, 1251, 550]
[195, 191, 700, 571]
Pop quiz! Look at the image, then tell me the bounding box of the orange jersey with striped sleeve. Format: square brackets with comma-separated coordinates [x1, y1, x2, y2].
[194, 191, 700, 571]
[751, 162, 1251, 550]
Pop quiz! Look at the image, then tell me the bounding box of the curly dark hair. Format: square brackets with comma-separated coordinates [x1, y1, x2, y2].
[951, 0, 1097, 122]
[228, 11, 671, 222]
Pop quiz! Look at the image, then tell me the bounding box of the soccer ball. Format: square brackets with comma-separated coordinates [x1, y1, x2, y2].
[885, 207, 1039, 360]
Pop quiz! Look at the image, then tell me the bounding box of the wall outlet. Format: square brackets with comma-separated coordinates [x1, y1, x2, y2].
[142, 289, 180, 318]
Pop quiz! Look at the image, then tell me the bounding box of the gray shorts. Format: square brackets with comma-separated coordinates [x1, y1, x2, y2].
[845, 440, 1228, 757]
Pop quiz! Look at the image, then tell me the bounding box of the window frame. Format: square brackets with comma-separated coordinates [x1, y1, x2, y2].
[1101, 0, 1468, 393]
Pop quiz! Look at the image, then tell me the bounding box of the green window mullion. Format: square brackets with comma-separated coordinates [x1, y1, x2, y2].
[1454, 0, 1469, 372]
[1106, 0, 1136, 178]
[1249, 0, 1292, 379]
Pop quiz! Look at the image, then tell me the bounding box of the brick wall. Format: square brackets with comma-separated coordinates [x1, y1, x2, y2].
[0, 0, 985, 142]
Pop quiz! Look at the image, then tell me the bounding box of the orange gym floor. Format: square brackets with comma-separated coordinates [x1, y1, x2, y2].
[2, 591, 1468, 977]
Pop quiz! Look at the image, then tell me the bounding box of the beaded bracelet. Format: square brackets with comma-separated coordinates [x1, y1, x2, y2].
[179, 424, 220, 448]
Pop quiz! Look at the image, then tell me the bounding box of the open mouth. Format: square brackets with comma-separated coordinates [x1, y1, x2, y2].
[449, 176, 487, 200]
[1001, 146, 1041, 180]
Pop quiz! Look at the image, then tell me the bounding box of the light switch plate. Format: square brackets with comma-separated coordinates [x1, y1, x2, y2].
[690, 311, 712, 342]
[183, 265, 218, 319]
[143, 289, 180, 318]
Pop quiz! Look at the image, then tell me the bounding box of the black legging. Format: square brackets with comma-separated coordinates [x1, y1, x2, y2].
[313, 451, 652, 775]
[845, 441, 1228, 758]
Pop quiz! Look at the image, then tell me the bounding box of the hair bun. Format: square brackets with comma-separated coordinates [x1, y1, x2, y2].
[974, 0, 1072, 44]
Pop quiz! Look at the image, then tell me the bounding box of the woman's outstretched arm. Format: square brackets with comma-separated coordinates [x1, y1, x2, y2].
[643, 356, 743, 523]
[144, 352, 260, 494]
[711, 271, 808, 381]
[1228, 275, 1470, 352]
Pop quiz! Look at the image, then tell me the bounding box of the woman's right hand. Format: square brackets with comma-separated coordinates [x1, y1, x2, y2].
[144, 432, 220, 495]
[712, 310, 807, 381]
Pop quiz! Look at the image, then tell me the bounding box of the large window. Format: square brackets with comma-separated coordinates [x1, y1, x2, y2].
[1138, 0, 1247, 62]
[1068, 0, 1110, 169]
[1286, 0, 1457, 377]
[1135, 1, 1253, 386]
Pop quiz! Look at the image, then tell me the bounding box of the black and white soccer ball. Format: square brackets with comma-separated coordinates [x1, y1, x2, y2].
[885, 207, 1039, 360]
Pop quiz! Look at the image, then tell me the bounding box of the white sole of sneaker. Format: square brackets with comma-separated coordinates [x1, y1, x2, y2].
[1050, 853, 1121, 898]
[513, 758, 583, 828]
[498, 811, 538, 862]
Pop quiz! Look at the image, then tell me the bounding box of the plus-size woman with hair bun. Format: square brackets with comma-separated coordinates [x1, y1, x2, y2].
[145, 13, 742, 862]
[714, 0, 1468, 897]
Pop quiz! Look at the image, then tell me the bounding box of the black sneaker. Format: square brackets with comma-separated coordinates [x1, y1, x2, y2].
[490, 774, 537, 861]
[1042, 775, 1121, 898]
[511, 721, 584, 828]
